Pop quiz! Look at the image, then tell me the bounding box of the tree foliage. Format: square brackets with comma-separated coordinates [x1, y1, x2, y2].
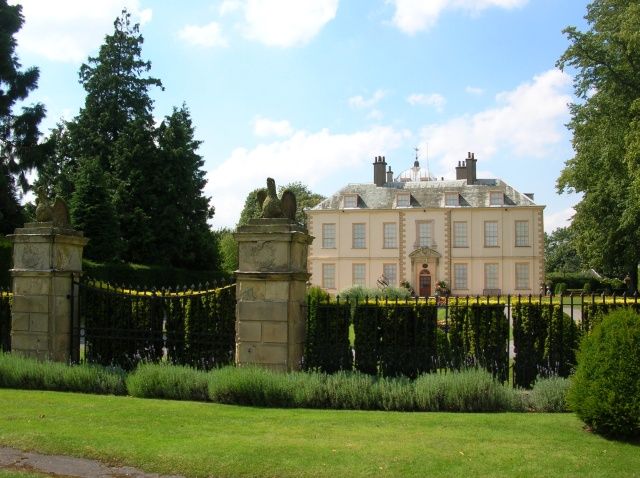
[544, 227, 582, 273]
[556, 0, 640, 288]
[0, 0, 46, 233]
[38, 10, 217, 268]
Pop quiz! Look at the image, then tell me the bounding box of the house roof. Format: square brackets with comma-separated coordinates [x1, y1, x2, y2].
[311, 178, 541, 210]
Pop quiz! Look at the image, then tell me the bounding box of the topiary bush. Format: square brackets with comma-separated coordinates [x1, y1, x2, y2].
[567, 309, 640, 439]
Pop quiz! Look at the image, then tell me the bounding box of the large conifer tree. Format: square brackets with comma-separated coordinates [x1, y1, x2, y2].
[0, 0, 46, 234]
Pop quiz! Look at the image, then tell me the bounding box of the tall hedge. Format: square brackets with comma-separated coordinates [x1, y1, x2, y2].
[0, 236, 11, 288]
[0, 291, 11, 352]
[304, 296, 352, 373]
[513, 303, 580, 388]
[448, 304, 509, 382]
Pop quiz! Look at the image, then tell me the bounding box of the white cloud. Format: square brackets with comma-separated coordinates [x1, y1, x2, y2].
[207, 125, 408, 228]
[219, 0, 242, 16]
[407, 93, 446, 112]
[465, 86, 484, 95]
[348, 89, 386, 109]
[389, 0, 527, 34]
[253, 117, 294, 137]
[367, 109, 384, 121]
[545, 207, 575, 233]
[12, 0, 152, 63]
[235, 0, 339, 47]
[417, 69, 571, 176]
[178, 22, 228, 48]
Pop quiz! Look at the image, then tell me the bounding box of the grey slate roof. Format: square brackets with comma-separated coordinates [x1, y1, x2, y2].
[311, 178, 540, 210]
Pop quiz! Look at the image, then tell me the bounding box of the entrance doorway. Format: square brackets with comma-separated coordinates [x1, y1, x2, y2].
[419, 267, 431, 297]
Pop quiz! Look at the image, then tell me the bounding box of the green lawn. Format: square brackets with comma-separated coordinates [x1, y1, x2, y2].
[0, 390, 638, 477]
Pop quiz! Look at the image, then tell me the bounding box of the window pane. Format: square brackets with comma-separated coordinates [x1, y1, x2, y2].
[453, 222, 468, 247]
[352, 223, 366, 248]
[322, 264, 335, 289]
[417, 221, 433, 248]
[322, 223, 335, 248]
[515, 221, 529, 246]
[397, 194, 410, 207]
[383, 264, 397, 286]
[454, 264, 468, 289]
[484, 221, 498, 247]
[445, 193, 458, 206]
[344, 195, 357, 208]
[490, 192, 503, 206]
[383, 223, 397, 248]
[353, 263, 366, 286]
[515, 263, 529, 289]
[485, 263, 498, 289]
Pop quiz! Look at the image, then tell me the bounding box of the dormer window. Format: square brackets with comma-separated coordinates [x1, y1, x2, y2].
[343, 194, 358, 208]
[445, 192, 459, 207]
[396, 193, 411, 208]
[489, 191, 503, 206]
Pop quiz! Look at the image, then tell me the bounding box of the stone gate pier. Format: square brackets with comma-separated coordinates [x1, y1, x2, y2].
[234, 218, 312, 371]
[9, 222, 88, 361]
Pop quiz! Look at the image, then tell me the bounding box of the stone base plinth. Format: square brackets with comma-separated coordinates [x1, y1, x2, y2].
[235, 219, 313, 371]
[9, 223, 87, 361]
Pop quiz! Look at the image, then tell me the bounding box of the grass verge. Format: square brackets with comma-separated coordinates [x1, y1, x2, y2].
[0, 389, 638, 478]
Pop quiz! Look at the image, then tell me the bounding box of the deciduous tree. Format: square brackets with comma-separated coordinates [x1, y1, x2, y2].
[556, 0, 640, 289]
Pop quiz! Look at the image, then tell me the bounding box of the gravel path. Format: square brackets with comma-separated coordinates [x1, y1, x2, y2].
[0, 447, 185, 478]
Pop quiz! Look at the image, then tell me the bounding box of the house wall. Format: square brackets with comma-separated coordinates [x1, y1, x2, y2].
[307, 205, 544, 296]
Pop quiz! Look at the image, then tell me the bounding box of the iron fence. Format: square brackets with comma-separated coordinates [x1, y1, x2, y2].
[71, 277, 236, 370]
[304, 292, 640, 387]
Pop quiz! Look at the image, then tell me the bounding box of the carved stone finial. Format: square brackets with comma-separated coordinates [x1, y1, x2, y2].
[35, 187, 53, 222]
[256, 178, 297, 221]
[51, 197, 71, 227]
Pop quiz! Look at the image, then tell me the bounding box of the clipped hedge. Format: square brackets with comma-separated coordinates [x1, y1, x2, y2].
[568, 309, 640, 439]
[353, 301, 438, 378]
[304, 296, 352, 373]
[512, 304, 580, 388]
[448, 304, 509, 382]
[0, 291, 10, 352]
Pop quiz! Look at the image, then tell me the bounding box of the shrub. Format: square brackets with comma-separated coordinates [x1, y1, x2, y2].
[582, 282, 592, 294]
[554, 282, 567, 295]
[126, 363, 209, 401]
[414, 369, 523, 412]
[527, 376, 571, 412]
[323, 371, 377, 410]
[0, 236, 11, 288]
[567, 309, 640, 439]
[208, 366, 296, 407]
[0, 353, 126, 395]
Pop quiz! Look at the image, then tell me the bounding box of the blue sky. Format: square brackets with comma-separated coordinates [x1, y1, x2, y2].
[12, 0, 589, 231]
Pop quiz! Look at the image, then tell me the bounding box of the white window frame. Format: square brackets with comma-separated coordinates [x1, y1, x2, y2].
[453, 263, 468, 290]
[353, 263, 366, 286]
[484, 221, 498, 247]
[383, 222, 398, 249]
[515, 221, 529, 247]
[445, 192, 459, 207]
[343, 194, 358, 208]
[416, 220, 434, 248]
[489, 191, 503, 206]
[322, 264, 336, 289]
[322, 223, 336, 249]
[484, 263, 499, 290]
[515, 263, 530, 290]
[453, 221, 468, 248]
[352, 223, 366, 249]
[383, 263, 397, 286]
[396, 193, 411, 208]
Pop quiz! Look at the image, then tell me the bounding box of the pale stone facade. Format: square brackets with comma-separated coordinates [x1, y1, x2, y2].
[9, 222, 88, 361]
[307, 154, 545, 296]
[235, 218, 312, 371]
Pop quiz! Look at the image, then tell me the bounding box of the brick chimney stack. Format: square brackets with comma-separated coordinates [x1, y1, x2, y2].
[373, 155, 387, 187]
[455, 160, 467, 181]
[465, 152, 477, 185]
